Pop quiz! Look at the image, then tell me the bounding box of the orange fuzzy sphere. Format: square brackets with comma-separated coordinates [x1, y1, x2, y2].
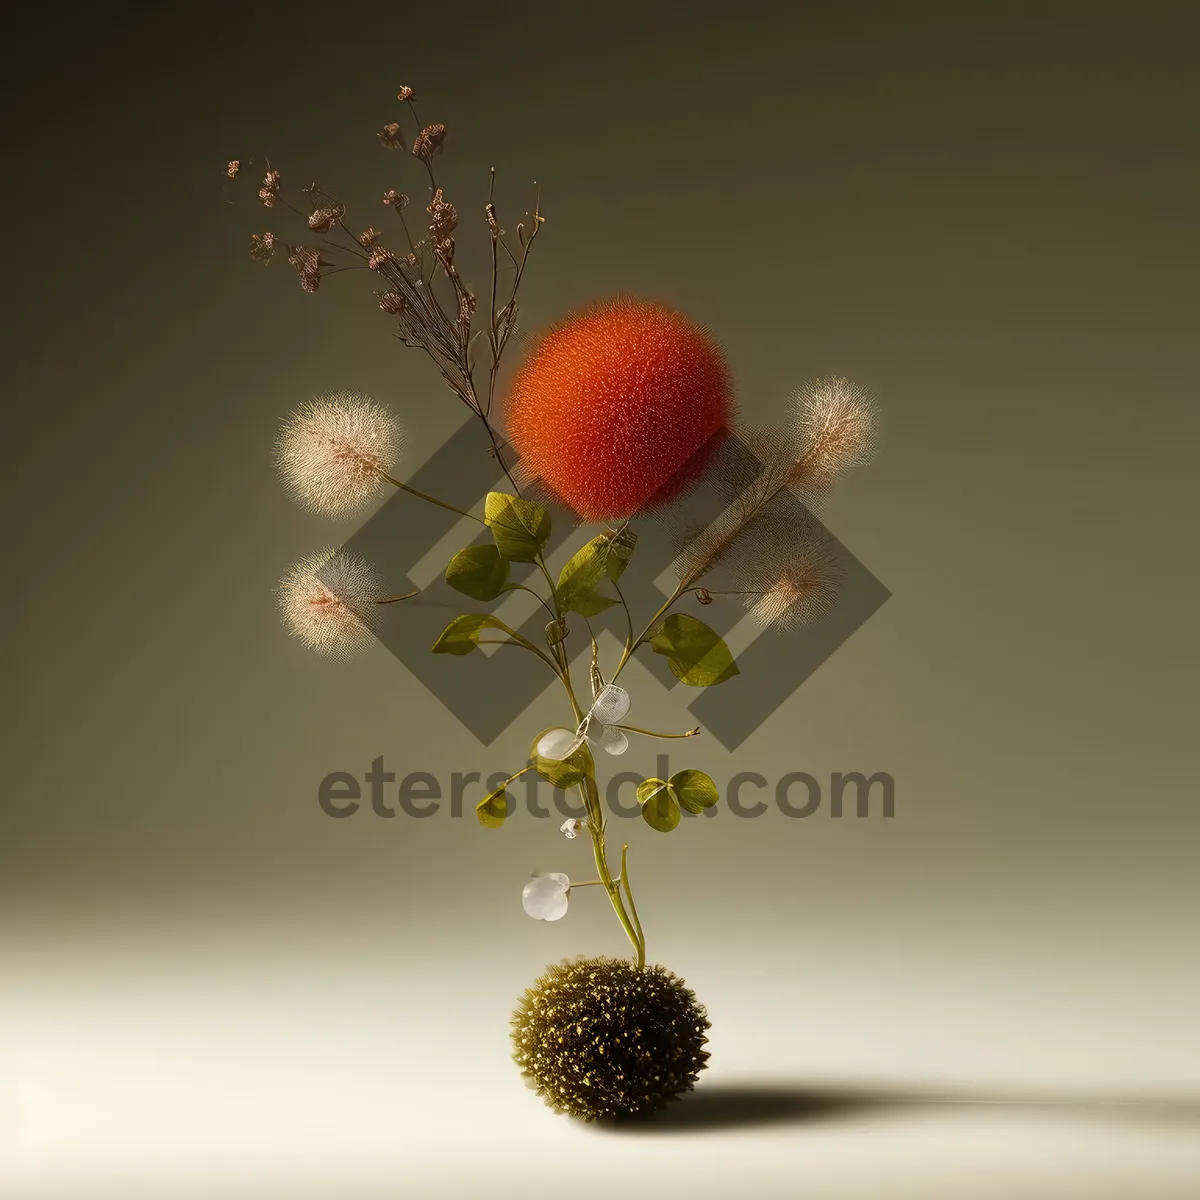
[504, 296, 733, 521]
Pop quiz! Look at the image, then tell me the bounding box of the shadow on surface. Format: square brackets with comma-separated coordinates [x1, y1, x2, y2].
[595, 1082, 1200, 1134]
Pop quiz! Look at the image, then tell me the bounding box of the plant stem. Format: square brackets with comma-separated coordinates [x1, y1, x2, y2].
[610, 578, 688, 683]
[470, 413, 566, 660]
[619, 844, 646, 970]
[382, 467, 567, 686]
[504, 582, 558, 621]
[612, 577, 635, 660]
[382, 473, 488, 525]
[580, 775, 643, 966]
[615, 723, 700, 740]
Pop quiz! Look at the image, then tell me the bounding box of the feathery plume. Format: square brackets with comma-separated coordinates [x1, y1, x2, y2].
[276, 391, 401, 518]
[668, 377, 872, 597]
[786, 376, 876, 494]
[277, 546, 383, 657]
[742, 532, 845, 631]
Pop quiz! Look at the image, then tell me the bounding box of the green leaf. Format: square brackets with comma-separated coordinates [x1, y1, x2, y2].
[556, 536, 618, 616]
[545, 618, 569, 646]
[649, 613, 740, 686]
[444, 544, 509, 601]
[601, 527, 637, 582]
[431, 613, 511, 655]
[670, 769, 719, 814]
[637, 777, 681, 832]
[636, 777, 669, 805]
[572, 593, 618, 617]
[476, 787, 510, 828]
[485, 491, 551, 563]
[529, 730, 595, 789]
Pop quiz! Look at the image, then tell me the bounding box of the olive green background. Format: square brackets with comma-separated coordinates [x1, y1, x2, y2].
[3, 3, 1197, 1195]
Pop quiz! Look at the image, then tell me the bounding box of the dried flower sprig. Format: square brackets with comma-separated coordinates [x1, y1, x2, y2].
[235, 112, 543, 504]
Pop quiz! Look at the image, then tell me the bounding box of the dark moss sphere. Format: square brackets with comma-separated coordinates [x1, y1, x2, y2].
[511, 956, 711, 1121]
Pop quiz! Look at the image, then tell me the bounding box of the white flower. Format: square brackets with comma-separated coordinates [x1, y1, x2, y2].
[522, 872, 570, 921]
[536, 682, 631, 761]
[276, 391, 402, 518]
[277, 546, 382, 657]
[559, 819, 584, 840]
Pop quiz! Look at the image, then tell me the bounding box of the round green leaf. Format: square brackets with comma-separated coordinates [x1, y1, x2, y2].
[636, 777, 669, 806]
[529, 730, 595, 789]
[476, 787, 510, 828]
[444, 544, 509, 601]
[670, 769, 719, 814]
[485, 491, 551, 563]
[649, 613, 740, 686]
[637, 778, 681, 832]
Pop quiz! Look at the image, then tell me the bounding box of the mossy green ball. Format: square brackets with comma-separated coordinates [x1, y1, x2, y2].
[511, 956, 711, 1121]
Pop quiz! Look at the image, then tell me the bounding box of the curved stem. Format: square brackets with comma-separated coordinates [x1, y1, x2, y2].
[382, 467, 564, 641]
[462, 413, 569, 689]
[616, 723, 700, 740]
[382, 473, 487, 525]
[610, 578, 688, 682]
[619, 844, 646, 970]
[372, 590, 420, 604]
[611, 577, 635, 660]
[475, 629, 561, 676]
[504, 582, 558, 621]
[580, 776, 641, 963]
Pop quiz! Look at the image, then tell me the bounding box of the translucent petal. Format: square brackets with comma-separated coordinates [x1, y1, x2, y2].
[589, 683, 630, 726]
[537, 726, 585, 760]
[521, 872, 570, 920]
[598, 724, 629, 756]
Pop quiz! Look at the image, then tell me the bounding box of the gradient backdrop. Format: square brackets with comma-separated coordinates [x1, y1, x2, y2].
[3, 3, 1198, 1196]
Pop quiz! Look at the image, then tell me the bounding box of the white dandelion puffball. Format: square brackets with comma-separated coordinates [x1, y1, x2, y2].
[522, 873, 570, 921]
[276, 391, 401, 518]
[278, 546, 383, 657]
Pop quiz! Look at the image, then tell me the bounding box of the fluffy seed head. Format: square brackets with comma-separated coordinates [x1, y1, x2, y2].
[669, 440, 848, 632]
[277, 546, 382, 658]
[503, 296, 734, 521]
[787, 376, 876, 492]
[276, 391, 401, 518]
[744, 534, 845, 632]
[512, 956, 710, 1121]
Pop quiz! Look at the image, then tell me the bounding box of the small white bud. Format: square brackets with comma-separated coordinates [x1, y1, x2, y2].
[522, 872, 570, 921]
